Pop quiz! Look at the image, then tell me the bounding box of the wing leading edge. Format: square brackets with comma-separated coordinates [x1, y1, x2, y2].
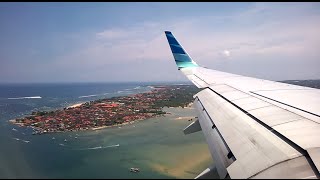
[164, 31, 320, 179]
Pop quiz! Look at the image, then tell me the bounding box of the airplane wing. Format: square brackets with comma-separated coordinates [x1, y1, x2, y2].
[164, 31, 320, 179]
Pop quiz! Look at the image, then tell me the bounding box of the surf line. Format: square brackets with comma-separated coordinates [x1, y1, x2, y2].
[8, 96, 42, 100]
[75, 144, 120, 150]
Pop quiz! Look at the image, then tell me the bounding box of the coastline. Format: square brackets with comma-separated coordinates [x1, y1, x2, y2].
[90, 115, 165, 131]
[9, 85, 199, 135]
[10, 106, 197, 133]
[67, 85, 156, 109]
[67, 102, 85, 109]
[175, 116, 195, 120]
[90, 106, 196, 131]
[90, 121, 133, 131]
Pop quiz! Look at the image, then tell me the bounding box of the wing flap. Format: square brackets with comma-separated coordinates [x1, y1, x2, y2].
[195, 164, 220, 179]
[251, 156, 317, 179]
[195, 88, 304, 178]
[193, 98, 233, 178]
[307, 148, 320, 175]
[183, 119, 202, 135]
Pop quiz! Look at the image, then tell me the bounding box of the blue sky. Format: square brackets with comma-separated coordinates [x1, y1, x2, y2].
[1, 2, 320, 83]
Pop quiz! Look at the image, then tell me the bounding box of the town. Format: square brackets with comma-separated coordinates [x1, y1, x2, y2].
[10, 85, 199, 134]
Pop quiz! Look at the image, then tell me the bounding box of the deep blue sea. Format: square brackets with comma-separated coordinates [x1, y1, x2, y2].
[0, 82, 157, 121]
[0, 82, 212, 179]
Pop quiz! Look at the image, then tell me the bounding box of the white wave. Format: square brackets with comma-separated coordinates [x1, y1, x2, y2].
[106, 144, 120, 148]
[133, 86, 141, 89]
[87, 146, 102, 150]
[77, 144, 119, 150]
[117, 90, 132, 94]
[12, 137, 30, 143]
[8, 96, 42, 100]
[78, 94, 98, 98]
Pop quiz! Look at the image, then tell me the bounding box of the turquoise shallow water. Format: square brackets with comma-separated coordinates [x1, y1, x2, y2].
[0, 83, 215, 178]
[2, 107, 213, 179]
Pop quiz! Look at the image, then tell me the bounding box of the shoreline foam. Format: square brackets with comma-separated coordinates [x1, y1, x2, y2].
[8, 96, 42, 100]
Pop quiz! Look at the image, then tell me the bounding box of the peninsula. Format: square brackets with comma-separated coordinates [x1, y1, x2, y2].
[10, 85, 199, 135]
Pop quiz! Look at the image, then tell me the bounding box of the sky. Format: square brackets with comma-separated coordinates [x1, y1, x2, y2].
[0, 2, 320, 83]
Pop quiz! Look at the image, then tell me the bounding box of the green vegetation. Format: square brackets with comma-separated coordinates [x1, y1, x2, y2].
[31, 111, 55, 116]
[152, 85, 200, 108]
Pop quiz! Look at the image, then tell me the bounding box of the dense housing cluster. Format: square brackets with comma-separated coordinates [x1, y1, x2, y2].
[11, 85, 199, 134]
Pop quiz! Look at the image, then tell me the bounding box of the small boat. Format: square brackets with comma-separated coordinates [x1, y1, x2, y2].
[12, 128, 17, 131]
[64, 139, 67, 142]
[74, 136, 77, 139]
[52, 137, 55, 140]
[130, 167, 140, 173]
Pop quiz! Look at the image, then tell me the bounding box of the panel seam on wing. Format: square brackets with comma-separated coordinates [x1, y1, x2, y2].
[206, 86, 320, 178]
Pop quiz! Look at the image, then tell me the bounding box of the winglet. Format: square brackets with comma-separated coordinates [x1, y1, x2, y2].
[164, 31, 198, 69]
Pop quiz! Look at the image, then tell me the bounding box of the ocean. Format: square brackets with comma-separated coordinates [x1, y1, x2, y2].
[0, 82, 213, 179]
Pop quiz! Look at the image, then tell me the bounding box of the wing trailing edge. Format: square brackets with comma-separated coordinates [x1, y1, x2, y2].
[183, 118, 202, 135]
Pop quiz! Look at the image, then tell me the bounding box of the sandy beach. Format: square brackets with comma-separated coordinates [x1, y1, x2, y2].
[67, 102, 84, 109]
[175, 116, 196, 121]
[8, 119, 24, 126]
[90, 121, 132, 131]
[91, 126, 109, 131]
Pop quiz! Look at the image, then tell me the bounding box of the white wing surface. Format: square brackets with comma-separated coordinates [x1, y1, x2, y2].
[164, 31, 320, 179]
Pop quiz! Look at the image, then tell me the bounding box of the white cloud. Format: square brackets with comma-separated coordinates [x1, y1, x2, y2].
[48, 3, 320, 82]
[223, 50, 230, 57]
